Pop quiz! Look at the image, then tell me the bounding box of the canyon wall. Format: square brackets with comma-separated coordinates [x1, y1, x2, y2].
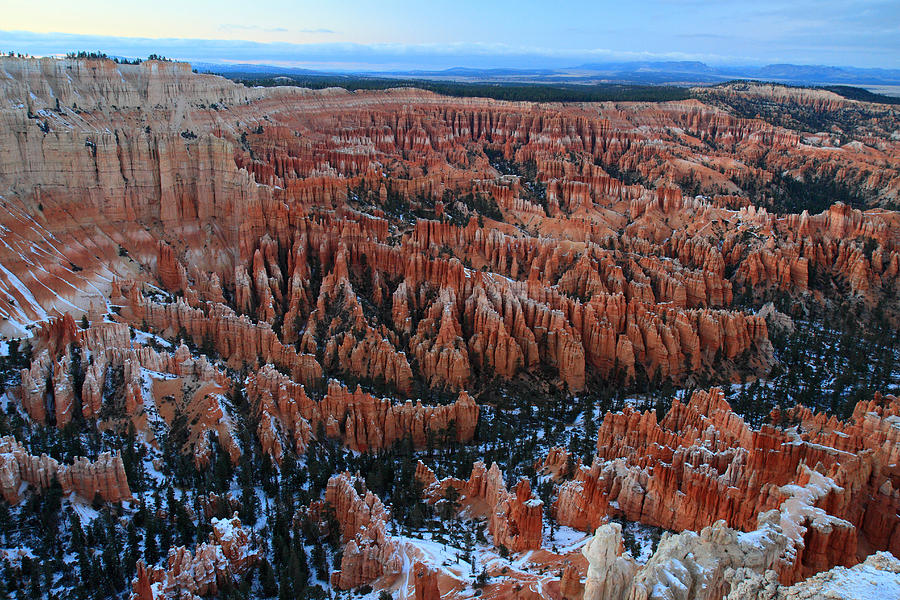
[549, 388, 900, 586]
[325, 472, 405, 590]
[0, 436, 131, 504]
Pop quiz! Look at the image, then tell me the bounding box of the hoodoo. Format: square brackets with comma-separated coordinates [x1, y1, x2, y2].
[0, 51, 896, 600]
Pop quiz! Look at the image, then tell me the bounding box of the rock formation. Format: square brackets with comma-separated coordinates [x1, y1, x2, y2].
[413, 562, 441, 600]
[419, 460, 544, 552]
[735, 551, 900, 600]
[4, 55, 877, 406]
[0, 436, 131, 504]
[551, 388, 900, 586]
[580, 520, 900, 600]
[247, 367, 478, 461]
[16, 315, 242, 467]
[0, 55, 897, 600]
[325, 472, 405, 590]
[582, 515, 789, 600]
[129, 514, 259, 600]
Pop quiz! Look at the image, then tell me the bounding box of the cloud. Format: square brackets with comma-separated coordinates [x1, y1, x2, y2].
[217, 24, 334, 34]
[0, 29, 895, 71]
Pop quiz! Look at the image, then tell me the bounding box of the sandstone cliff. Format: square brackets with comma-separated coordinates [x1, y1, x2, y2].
[551, 388, 900, 585]
[5, 55, 883, 400]
[325, 472, 405, 590]
[247, 366, 478, 461]
[0, 55, 897, 600]
[129, 514, 259, 600]
[0, 436, 131, 504]
[419, 460, 543, 553]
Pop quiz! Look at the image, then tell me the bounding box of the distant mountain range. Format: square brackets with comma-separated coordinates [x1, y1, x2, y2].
[196, 60, 900, 89]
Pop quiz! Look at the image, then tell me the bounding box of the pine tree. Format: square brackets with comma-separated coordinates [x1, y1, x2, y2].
[69, 513, 85, 553]
[258, 558, 278, 597]
[125, 522, 140, 571]
[144, 517, 159, 566]
[159, 516, 172, 556]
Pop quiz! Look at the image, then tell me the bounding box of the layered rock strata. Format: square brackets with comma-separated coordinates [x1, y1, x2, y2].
[325, 472, 405, 590]
[550, 388, 900, 585]
[129, 514, 259, 600]
[0, 436, 131, 504]
[418, 460, 544, 552]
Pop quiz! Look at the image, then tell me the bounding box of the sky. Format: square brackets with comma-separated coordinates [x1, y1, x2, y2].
[1, 0, 898, 71]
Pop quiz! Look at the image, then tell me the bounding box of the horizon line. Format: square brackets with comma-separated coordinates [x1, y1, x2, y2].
[2, 30, 899, 72]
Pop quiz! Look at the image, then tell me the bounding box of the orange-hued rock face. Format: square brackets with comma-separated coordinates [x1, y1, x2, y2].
[413, 562, 441, 600]
[325, 472, 405, 590]
[246, 367, 478, 460]
[419, 460, 544, 553]
[1, 56, 899, 600]
[7, 55, 895, 406]
[0, 435, 131, 504]
[129, 514, 259, 600]
[547, 388, 900, 586]
[16, 316, 243, 467]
